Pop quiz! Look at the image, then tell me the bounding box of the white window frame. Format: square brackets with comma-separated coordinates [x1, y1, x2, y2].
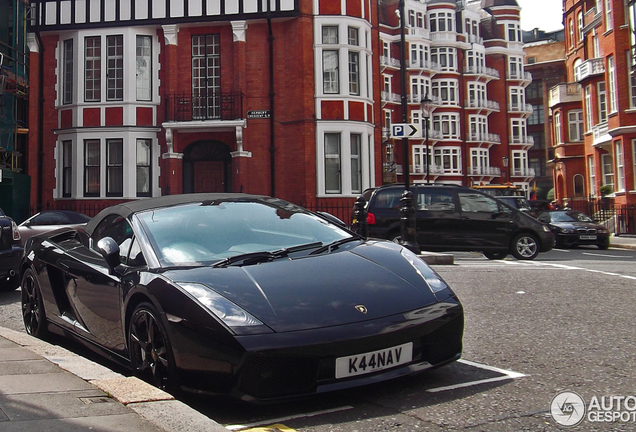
[602, 152, 615, 192]
[470, 148, 489, 175]
[568, 110, 584, 141]
[608, 56, 617, 113]
[554, 112, 563, 144]
[55, 132, 159, 199]
[412, 145, 432, 174]
[468, 115, 488, 141]
[431, 47, 457, 72]
[588, 155, 597, 197]
[511, 150, 529, 177]
[605, 0, 613, 30]
[432, 113, 460, 140]
[410, 76, 430, 102]
[615, 140, 625, 192]
[316, 124, 374, 197]
[585, 85, 593, 130]
[429, 11, 455, 33]
[434, 147, 462, 174]
[508, 56, 524, 79]
[598, 81, 608, 123]
[432, 79, 459, 106]
[510, 118, 527, 144]
[510, 86, 525, 111]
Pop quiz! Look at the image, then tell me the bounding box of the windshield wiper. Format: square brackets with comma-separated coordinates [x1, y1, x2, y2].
[309, 237, 360, 255]
[213, 251, 277, 268]
[213, 242, 324, 268]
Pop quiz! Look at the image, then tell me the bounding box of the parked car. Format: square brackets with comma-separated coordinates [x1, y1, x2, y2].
[0, 207, 23, 291]
[357, 184, 554, 260]
[18, 210, 91, 246]
[20, 193, 463, 401]
[537, 210, 610, 249]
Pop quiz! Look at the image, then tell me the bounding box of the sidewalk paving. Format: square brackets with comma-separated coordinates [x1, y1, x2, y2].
[0, 327, 228, 432]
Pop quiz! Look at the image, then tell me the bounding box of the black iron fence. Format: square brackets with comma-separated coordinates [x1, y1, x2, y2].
[568, 199, 636, 235]
[300, 199, 355, 227]
[164, 92, 243, 122]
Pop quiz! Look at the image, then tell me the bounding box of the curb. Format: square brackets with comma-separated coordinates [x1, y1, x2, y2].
[0, 326, 229, 432]
[419, 252, 455, 265]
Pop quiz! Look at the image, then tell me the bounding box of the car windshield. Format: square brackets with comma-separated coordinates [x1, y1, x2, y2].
[135, 199, 353, 267]
[550, 211, 593, 223]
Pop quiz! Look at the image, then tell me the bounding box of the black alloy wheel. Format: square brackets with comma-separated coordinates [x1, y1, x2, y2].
[511, 233, 539, 260]
[21, 268, 48, 338]
[129, 302, 176, 391]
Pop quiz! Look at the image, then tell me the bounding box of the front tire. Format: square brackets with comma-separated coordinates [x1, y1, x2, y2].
[511, 233, 539, 260]
[21, 268, 48, 338]
[129, 302, 177, 391]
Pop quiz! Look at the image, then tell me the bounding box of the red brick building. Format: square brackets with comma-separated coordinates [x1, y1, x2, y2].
[550, 0, 636, 206]
[25, 0, 538, 218]
[379, 0, 534, 193]
[26, 0, 382, 218]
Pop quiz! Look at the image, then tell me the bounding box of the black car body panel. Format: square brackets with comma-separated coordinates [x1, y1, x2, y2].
[537, 210, 610, 249]
[21, 193, 463, 401]
[0, 208, 23, 290]
[360, 185, 554, 257]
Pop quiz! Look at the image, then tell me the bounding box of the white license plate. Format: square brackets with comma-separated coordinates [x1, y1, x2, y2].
[580, 235, 597, 240]
[335, 342, 413, 379]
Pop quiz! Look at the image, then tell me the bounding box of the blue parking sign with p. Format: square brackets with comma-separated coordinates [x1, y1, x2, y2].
[392, 125, 405, 137]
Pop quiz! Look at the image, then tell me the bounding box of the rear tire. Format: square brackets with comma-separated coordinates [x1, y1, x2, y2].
[21, 268, 48, 339]
[511, 233, 539, 260]
[484, 251, 507, 260]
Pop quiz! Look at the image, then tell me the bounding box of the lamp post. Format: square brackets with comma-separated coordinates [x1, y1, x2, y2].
[420, 93, 433, 184]
[502, 156, 509, 184]
[397, 0, 419, 253]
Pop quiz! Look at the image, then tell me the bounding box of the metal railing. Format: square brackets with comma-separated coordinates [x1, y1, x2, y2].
[164, 92, 243, 122]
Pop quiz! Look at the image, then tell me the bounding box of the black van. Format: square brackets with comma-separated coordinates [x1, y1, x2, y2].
[357, 184, 554, 260]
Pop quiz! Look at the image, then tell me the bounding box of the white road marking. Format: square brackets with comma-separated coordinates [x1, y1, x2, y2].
[426, 359, 526, 393]
[225, 406, 354, 431]
[583, 252, 625, 258]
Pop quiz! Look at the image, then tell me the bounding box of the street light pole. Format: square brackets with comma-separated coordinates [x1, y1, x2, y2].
[420, 93, 433, 185]
[398, 0, 419, 253]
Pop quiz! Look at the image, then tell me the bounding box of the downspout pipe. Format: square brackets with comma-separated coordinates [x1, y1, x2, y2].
[36, 32, 44, 213]
[268, 17, 276, 197]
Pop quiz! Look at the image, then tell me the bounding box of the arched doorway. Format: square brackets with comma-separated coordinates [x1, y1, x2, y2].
[183, 140, 232, 193]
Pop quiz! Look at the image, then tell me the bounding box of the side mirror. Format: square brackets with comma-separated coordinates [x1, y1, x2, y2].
[97, 237, 121, 275]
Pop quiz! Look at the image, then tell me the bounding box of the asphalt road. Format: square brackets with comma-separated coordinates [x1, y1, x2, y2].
[1, 246, 635, 431]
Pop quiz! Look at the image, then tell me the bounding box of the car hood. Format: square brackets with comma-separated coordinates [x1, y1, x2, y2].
[165, 241, 440, 333]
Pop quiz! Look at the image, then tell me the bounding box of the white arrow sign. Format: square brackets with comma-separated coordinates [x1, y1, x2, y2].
[391, 123, 421, 138]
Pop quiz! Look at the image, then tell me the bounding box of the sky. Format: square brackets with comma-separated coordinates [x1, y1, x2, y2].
[516, 0, 565, 32]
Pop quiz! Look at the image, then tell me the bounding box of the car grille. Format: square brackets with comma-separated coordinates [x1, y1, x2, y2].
[420, 313, 464, 365]
[238, 354, 319, 399]
[576, 228, 597, 234]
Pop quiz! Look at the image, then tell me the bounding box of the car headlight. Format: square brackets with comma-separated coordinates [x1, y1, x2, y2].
[557, 227, 574, 234]
[178, 282, 272, 334]
[542, 225, 551, 233]
[400, 248, 450, 294]
[597, 228, 608, 234]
